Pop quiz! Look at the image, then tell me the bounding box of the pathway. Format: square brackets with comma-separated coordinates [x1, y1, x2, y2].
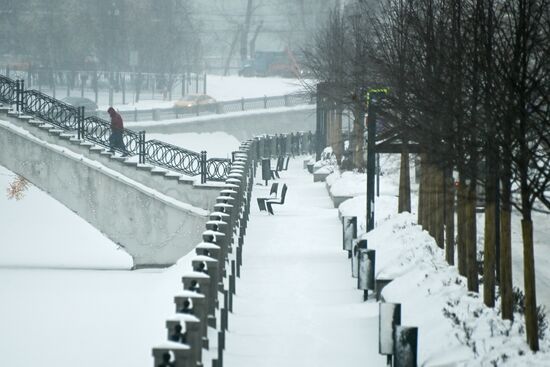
[224, 159, 386, 367]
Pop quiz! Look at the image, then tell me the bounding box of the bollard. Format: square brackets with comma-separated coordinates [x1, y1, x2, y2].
[230, 260, 236, 295]
[207, 219, 232, 255]
[152, 343, 193, 367]
[367, 249, 376, 291]
[357, 248, 375, 300]
[165, 314, 202, 364]
[181, 272, 211, 340]
[174, 291, 207, 342]
[203, 230, 227, 279]
[236, 245, 242, 277]
[192, 255, 219, 325]
[379, 303, 401, 361]
[195, 242, 221, 266]
[393, 326, 418, 367]
[342, 216, 357, 257]
[352, 239, 367, 278]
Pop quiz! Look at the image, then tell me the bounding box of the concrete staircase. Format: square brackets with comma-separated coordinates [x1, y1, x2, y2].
[0, 105, 225, 268]
[0, 106, 223, 210]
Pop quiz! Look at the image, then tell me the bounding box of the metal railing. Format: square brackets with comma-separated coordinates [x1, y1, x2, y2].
[0, 75, 230, 183]
[0, 75, 17, 105]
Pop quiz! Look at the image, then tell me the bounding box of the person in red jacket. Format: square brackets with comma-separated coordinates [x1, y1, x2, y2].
[107, 107, 128, 156]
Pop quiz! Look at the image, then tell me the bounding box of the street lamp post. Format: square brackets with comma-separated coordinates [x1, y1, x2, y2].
[366, 89, 388, 232]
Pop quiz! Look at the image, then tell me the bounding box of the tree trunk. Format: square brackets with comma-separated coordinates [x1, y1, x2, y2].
[418, 155, 426, 227]
[240, 0, 254, 63]
[434, 166, 445, 248]
[426, 160, 436, 237]
[466, 183, 479, 292]
[483, 174, 497, 307]
[398, 149, 411, 213]
[500, 169, 513, 320]
[500, 207, 513, 316]
[456, 178, 467, 276]
[333, 109, 343, 163]
[445, 172, 455, 265]
[522, 219, 539, 351]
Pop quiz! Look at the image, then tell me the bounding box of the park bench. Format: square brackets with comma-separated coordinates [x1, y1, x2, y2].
[264, 184, 288, 215]
[257, 182, 279, 212]
[270, 155, 290, 178]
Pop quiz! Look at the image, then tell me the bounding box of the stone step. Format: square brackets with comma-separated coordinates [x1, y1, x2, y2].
[59, 133, 74, 140]
[111, 156, 128, 163]
[136, 164, 154, 171]
[48, 129, 64, 136]
[165, 172, 182, 180]
[151, 168, 169, 176]
[89, 146, 105, 153]
[123, 161, 139, 167]
[28, 120, 44, 127]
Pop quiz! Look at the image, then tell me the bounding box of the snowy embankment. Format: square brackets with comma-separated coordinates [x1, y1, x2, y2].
[324, 154, 550, 366]
[0, 131, 240, 367]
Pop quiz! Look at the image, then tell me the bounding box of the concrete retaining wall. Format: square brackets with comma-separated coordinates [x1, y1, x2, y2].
[0, 119, 208, 268]
[129, 106, 316, 140]
[0, 110, 224, 210]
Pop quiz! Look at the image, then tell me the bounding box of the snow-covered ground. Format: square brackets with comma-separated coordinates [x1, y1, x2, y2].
[328, 154, 550, 365]
[0, 130, 239, 367]
[223, 159, 386, 367]
[33, 75, 306, 111]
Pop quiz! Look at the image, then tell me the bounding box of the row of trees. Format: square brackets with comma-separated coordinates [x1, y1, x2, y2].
[303, 0, 550, 351]
[0, 0, 202, 74]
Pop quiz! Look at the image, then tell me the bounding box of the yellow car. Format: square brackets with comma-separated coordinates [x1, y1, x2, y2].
[174, 94, 217, 108]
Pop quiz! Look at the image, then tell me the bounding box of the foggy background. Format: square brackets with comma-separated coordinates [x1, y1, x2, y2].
[0, 0, 343, 75]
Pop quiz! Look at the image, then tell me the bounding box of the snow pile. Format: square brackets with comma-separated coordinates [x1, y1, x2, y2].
[330, 171, 366, 197]
[366, 212, 550, 366]
[313, 147, 337, 173]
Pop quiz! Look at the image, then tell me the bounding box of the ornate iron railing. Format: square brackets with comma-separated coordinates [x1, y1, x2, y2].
[145, 139, 202, 177]
[22, 89, 80, 130]
[0, 73, 232, 183]
[0, 75, 16, 105]
[205, 158, 232, 181]
[83, 115, 142, 156]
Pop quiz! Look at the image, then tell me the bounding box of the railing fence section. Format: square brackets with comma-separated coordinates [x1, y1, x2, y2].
[1, 73, 229, 182]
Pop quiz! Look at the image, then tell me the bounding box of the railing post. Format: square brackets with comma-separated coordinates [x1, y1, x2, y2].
[16, 79, 25, 113]
[241, 97, 245, 111]
[284, 94, 289, 106]
[264, 95, 267, 108]
[139, 131, 146, 164]
[14, 80, 20, 112]
[78, 106, 84, 140]
[200, 151, 207, 184]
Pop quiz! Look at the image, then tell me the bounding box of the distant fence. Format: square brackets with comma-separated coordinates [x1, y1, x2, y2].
[1, 67, 314, 122]
[95, 92, 314, 122]
[0, 75, 230, 183]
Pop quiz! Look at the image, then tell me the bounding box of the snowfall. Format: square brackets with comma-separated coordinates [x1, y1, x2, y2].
[1, 76, 550, 367]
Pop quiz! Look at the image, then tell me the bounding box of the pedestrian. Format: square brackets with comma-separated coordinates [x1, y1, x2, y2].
[107, 107, 128, 156]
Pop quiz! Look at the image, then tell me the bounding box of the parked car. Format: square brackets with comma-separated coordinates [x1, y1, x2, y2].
[174, 94, 217, 108]
[61, 96, 98, 116]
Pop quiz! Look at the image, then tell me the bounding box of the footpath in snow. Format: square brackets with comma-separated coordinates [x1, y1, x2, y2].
[223, 158, 386, 367]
